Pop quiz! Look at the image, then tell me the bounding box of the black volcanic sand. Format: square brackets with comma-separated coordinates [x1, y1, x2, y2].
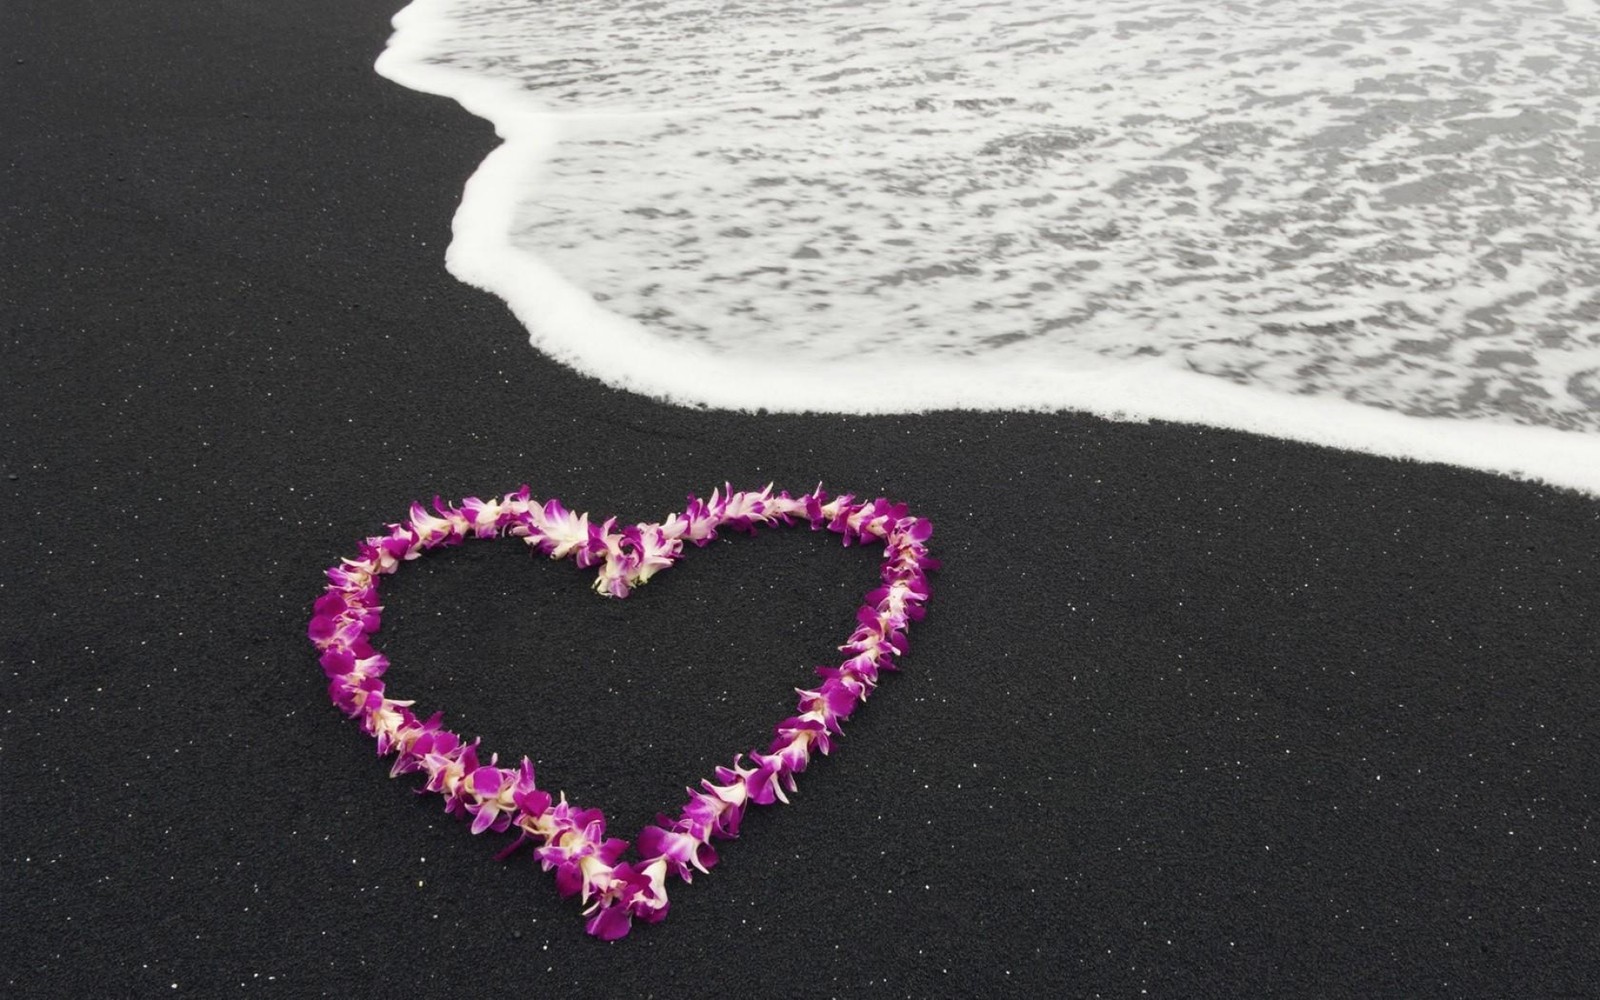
[4, 3, 1598, 996]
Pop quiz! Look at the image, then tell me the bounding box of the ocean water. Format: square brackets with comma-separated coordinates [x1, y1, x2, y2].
[377, 0, 1600, 494]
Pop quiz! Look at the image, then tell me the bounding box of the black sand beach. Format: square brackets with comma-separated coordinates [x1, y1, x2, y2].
[4, 2, 1598, 995]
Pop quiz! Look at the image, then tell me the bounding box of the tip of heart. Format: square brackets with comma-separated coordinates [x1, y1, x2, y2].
[309, 484, 937, 939]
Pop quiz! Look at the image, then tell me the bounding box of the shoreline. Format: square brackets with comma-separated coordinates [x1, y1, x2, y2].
[375, 0, 1600, 496]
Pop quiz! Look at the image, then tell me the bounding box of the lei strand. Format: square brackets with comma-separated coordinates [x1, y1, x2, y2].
[308, 485, 937, 940]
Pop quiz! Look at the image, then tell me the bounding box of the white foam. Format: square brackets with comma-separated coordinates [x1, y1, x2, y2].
[376, 0, 1600, 496]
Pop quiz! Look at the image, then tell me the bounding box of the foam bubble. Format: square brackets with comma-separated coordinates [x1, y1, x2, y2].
[377, 0, 1600, 495]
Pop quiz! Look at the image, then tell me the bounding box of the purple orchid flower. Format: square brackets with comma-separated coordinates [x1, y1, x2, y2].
[406, 498, 467, 548]
[459, 495, 508, 538]
[637, 818, 718, 881]
[524, 498, 596, 562]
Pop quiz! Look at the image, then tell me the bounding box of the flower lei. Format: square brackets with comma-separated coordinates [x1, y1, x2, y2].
[308, 485, 936, 940]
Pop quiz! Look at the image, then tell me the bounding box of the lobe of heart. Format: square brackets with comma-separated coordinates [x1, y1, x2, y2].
[308, 485, 937, 940]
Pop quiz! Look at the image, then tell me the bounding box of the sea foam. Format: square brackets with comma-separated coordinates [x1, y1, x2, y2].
[377, 0, 1600, 495]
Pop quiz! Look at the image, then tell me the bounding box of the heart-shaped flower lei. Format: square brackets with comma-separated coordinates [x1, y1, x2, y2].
[308, 485, 936, 940]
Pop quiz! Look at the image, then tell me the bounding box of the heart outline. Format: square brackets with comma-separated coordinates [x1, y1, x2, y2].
[309, 485, 936, 939]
